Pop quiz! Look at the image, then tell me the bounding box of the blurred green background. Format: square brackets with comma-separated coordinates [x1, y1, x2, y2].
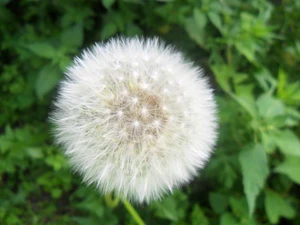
[1, 0, 300, 224]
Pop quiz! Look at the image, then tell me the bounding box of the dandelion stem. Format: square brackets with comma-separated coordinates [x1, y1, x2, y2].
[123, 200, 146, 225]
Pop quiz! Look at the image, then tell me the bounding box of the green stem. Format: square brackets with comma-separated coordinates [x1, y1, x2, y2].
[226, 44, 232, 65]
[123, 199, 146, 225]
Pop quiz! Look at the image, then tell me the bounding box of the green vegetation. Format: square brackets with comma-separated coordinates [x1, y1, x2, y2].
[1, 0, 299, 224]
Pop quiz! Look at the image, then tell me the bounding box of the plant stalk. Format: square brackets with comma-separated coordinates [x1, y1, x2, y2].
[123, 199, 146, 225]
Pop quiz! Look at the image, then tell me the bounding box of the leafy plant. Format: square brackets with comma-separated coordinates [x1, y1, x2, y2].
[1, 0, 299, 224]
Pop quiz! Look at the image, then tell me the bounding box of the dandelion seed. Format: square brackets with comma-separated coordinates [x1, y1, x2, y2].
[117, 110, 123, 117]
[132, 120, 140, 127]
[131, 96, 139, 105]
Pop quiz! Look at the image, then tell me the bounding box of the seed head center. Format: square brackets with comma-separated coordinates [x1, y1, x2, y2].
[108, 85, 168, 144]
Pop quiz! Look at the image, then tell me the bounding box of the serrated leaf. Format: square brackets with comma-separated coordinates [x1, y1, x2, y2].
[235, 40, 257, 63]
[273, 130, 300, 156]
[193, 8, 207, 29]
[239, 144, 269, 215]
[275, 156, 300, 184]
[256, 94, 285, 118]
[207, 12, 222, 33]
[265, 190, 296, 224]
[102, 0, 115, 9]
[209, 192, 228, 214]
[190, 205, 209, 225]
[185, 18, 205, 48]
[61, 23, 83, 48]
[35, 65, 61, 99]
[27, 43, 56, 59]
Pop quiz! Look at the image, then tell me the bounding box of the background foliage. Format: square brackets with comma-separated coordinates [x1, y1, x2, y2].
[1, 0, 300, 224]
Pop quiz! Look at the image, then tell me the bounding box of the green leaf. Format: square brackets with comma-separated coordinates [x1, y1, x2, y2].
[254, 68, 277, 93]
[193, 8, 207, 29]
[229, 196, 249, 218]
[235, 40, 257, 64]
[256, 94, 285, 118]
[185, 18, 205, 48]
[212, 65, 257, 118]
[45, 154, 66, 171]
[59, 56, 71, 71]
[261, 132, 276, 154]
[74, 192, 105, 218]
[101, 22, 118, 40]
[228, 198, 257, 224]
[25, 147, 43, 159]
[190, 205, 209, 225]
[61, 23, 83, 48]
[231, 93, 257, 118]
[265, 189, 296, 224]
[275, 156, 300, 184]
[238, 144, 269, 215]
[102, 0, 115, 9]
[222, 163, 238, 189]
[240, 13, 255, 31]
[210, 2, 222, 12]
[220, 213, 238, 225]
[273, 130, 300, 156]
[277, 68, 300, 104]
[152, 191, 188, 222]
[277, 68, 287, 97]
[211, 64, 233, 93]
[35, 65, 61, 99]
[51, 188, 62, 198]
[207, 12, 222, 33]
[125, 23, 143, 36]
[26, 43, 56, 59]
[209, 192, 228, 214]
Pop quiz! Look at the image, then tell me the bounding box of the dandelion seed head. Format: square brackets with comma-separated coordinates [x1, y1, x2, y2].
[51, 37, 218, 203]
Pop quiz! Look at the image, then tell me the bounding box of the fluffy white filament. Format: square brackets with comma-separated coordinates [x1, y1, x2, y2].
[51, 37, 218, 203]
